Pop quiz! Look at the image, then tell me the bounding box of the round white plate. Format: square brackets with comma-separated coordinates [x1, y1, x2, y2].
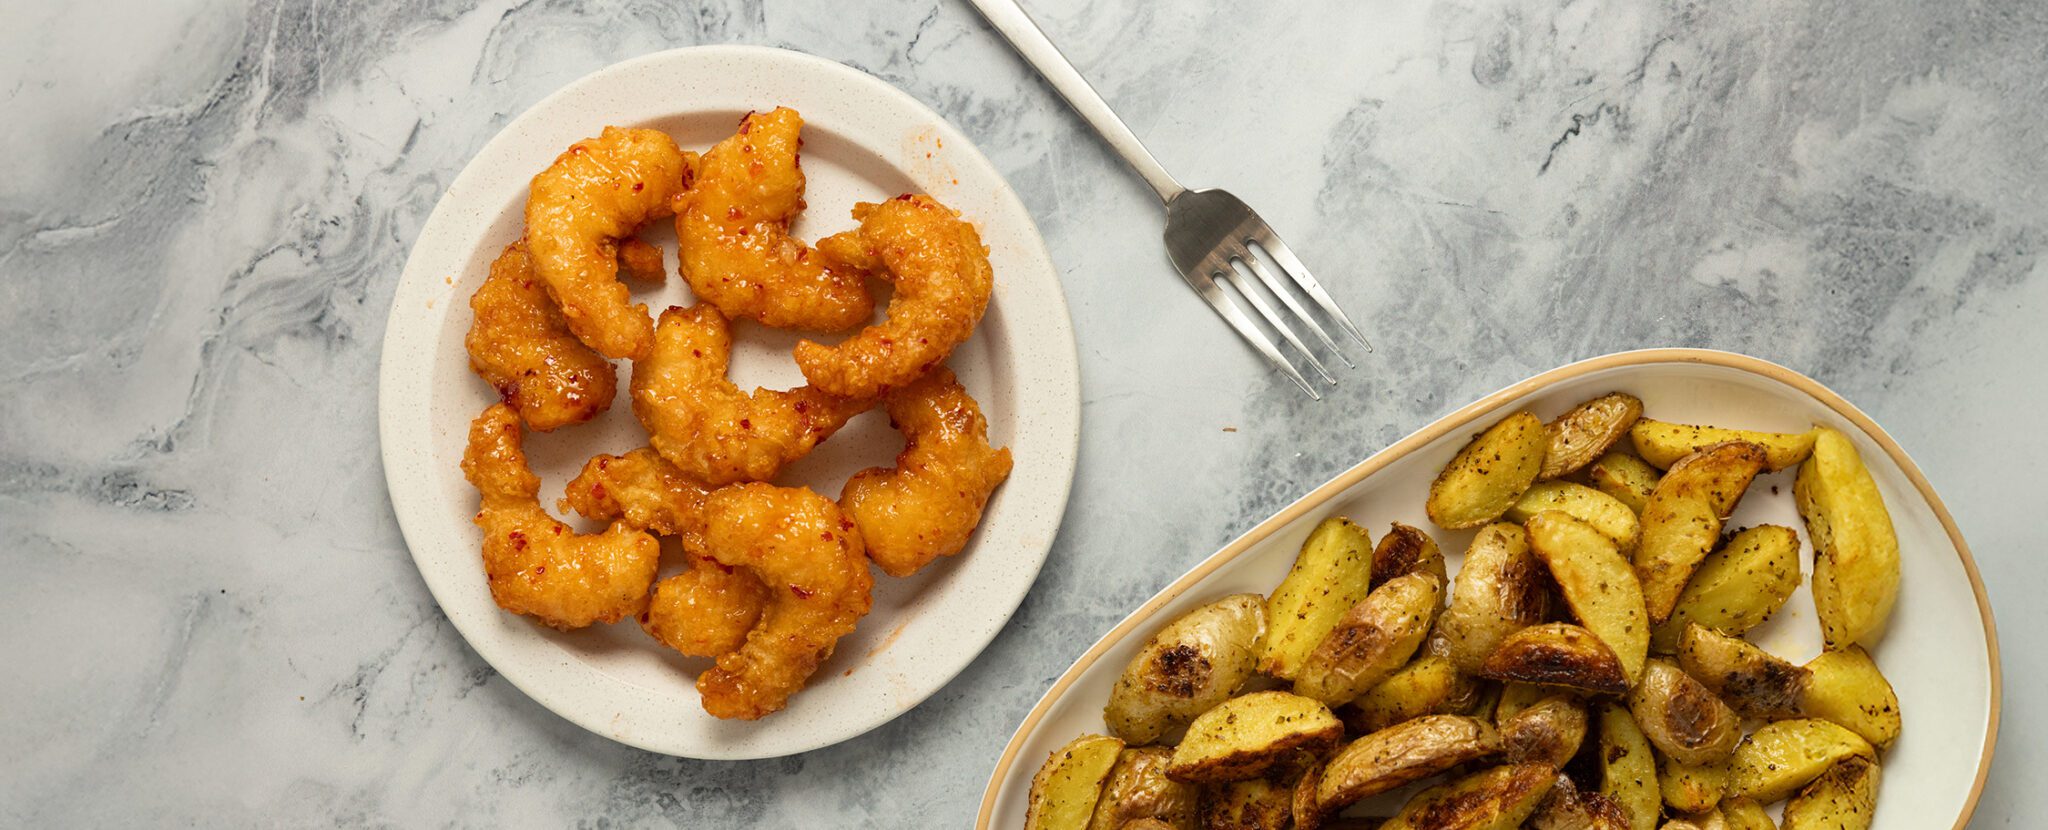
[379, 46, 1080, 759]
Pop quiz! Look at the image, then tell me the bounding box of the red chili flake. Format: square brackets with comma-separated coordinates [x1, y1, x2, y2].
[508, 531, 527, 550]
[793, 400, 809, 414]
[840, 519, 855, 531]
[820, 531, 835, 542]
[638, 612, 651, 624]
[590, 482, 607, 501]
[551, 525, 562, 535]
[533, 565, 545, 575]
[691, 348, 702, 358]
[896, 193, 913, 201]
[597, 458, 610, 470]
[789, 584, 815, 599]
[666, 304, 685, 314]
[741, 143, 754, 154]
[632, 181, 644, 192]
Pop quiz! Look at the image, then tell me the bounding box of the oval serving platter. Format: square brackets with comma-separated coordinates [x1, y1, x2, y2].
[978, 348, 1996, 829]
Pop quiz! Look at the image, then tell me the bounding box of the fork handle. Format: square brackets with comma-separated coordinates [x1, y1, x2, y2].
[967, 0, 1186, 202]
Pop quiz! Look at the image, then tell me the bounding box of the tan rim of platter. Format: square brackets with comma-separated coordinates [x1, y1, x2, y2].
[974, 347, 2000, 829]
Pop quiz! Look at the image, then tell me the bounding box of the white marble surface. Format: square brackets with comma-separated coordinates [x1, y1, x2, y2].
[3, 0, 2042, 826]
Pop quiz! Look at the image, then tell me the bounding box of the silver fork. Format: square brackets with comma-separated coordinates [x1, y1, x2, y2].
[968, 0, 1370, 399]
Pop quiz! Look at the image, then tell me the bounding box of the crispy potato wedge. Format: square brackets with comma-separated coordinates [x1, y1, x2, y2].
[1106, 594, 1267, 744]
[1795, 429, 1900, 648]
[1029, 734, 1128, 830]
[1501, 695, 1588, 767]
[1725, 719, 1875, 804]
[1650, 525, 1801, 653]
[1542, 393, 1645, 480]
[1431, 523, 1549, 673]
[1529, 774, 1634, 830]
[1676, 624, 1808, 720]
[1494, 681, 1550, 723]
[1781, 755, 1879, 830]
[1427, 411, 1548, 529]
[1259, 518, 1375, 680]
[1798, 646, 1901, 751]
[1088, 747, 1200, 830]
[1480, 622, 1631, 695]
[1657, 811, 1728, 830]
[1589, 452, 1661, 516]
[1718, 798, 1775, 830]
[1345, 654, 1480, 733]
[1628, 659, 1741, 766]
[1295, 573, 1443, 705]
[1510, 482, 1642, 548]
[1168, 691, 1342, 784]
[1121, 820, 1180, 830]
[1198, 768, 1298, 830]
[1527, 511, 1650, 682]
[1598, 703, 1662, 830]
[1374, 522, 1449, 590]
[1636, 442, 1769, 622]
[1305, 715, 1501, 825]
[1630, 420, 1817, 472]
[1657, 751, 1729, 815]
[1380, 762, 1557, 830]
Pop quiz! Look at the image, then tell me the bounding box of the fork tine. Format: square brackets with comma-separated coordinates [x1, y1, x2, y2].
[1236, 245, 1353, 368]
[1214, 262, 1335, 385]
[1249, 230, 1373, 352]
[1186, 273, 1320, 399]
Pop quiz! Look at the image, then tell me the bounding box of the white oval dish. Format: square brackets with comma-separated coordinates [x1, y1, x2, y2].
[378, 46, 1080, 759]
[978, 349, 1996, 828]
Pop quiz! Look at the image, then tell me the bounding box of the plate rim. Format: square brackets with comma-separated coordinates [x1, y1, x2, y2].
[973, 347, 1999, 829]
[376, 44, 1082, 759]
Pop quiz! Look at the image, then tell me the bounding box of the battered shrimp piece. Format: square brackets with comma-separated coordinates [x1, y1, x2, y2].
[460, 404, 660, 629]
[642, 563, 768, 659]
[839, 367, 1013, 577]
[794, 194, 995, 398]
[695, 483, 874, 720]
[559, 447, 712, 549]
[617, 237, 666, 284]
[526, 126, 693, 360]
[675, 108, 875, 331]
[631, 304, 872, 486]
[464, 242, 616, 431]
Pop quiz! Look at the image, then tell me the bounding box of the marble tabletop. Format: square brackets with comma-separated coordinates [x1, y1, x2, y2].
[4, 0, 2043, 826]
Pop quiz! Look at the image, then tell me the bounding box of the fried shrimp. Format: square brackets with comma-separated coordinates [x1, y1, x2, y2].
[617, 237, 666, 284]
[793, 194, 995, 398]
[675, 108, 875, 331]
[642, 564, 769, 659]
[632, 304, 872, 486]
[839, 367, 1013, 577]
[461, 404, 660, 629]
[464, 242, 617, 432]
[695, 483, 874, 720]
[526, 126, 693, 360]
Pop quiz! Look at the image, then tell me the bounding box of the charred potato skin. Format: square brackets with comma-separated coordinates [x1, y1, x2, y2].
[1630, 419, 1817, 472]
[1479, 622, 1631, 696]
[1373, 523, 1449, 590]
[1542, 393, 1646, 480]
[1028, 734, 1128, 830]
[1380, 762, 1559, 830]
[1650, 525, 1801, 654]
[1798, 646, 1902, 750]
[1088, 747, 1201, 830]
[1726, 719, 1876, 804]
[1105, 594, 1268, 744]
[1781, 755, 1880, 830]
[1430, 523, 1550, 673]
[1635, 441, 1769, 622]
[1627, 660, 1742, 766]
[1427, 411, 1549, 530]
[1676, 624, 1808, 720]
[1500, 695, 1589, 767]
[1796, 429, 1900, 648]
[1294, 573, 1443, 705]
[1259, 518, 1375, 680]
[1344, 655, 1479, 734]
[1598, 703, 1662, 830]
[1529, 774, 1634, 830]
[1308, 714, 1503, 821]
[1167, 691, 1343, 784]
[1590, 452, 1661, 516]
[1526, 511, 1651, 682]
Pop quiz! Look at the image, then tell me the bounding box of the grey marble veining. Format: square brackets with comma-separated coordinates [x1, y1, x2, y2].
[3, 0, 2043, 826]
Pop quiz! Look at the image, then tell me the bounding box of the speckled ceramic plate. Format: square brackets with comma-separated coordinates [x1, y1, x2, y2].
[978, 349, 1997, 829]
[378, 46, 1079, 759]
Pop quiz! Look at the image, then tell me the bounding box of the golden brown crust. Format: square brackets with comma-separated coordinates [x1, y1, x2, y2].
[839, 366, 1013, 577]
[465, 242, 617, 431]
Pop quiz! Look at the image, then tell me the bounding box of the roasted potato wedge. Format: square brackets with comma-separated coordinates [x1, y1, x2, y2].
[1725, 719, 1875, 804]
[1500, 695, 1588, 766]
[1657, 751, 1728, 815]
[1302, 714, 1502, 826]
[1795, 429, 1900, 648]
[1494, 681, 1550, 723]
[1798, 646, 1901, 751]
[1088, 747, 1200, 830]
[1510, 482, 1642, 548]
[1106, 594, 1267, 744]
[1657, 811, 1728, 830]
[1198, 769, 1298, 830]
[1718, 798, 1775, 830]
[1781, 755, 1879, 830]
[1589, 452, 1661, 516]
[1380, 763, 1557, 830]
[1630, 420, 1817, 472]
[1676, 624, 1808, 720]
[1259, 518, 1375, 680]
[1636, 442, 1769, 622]
[1650, 525, 1801, 653]
[1427, 411, 1548, 529]
[1527, 511, 1650, 682]
[1628, 659, 1741, 765]
[1168, 691, 1342, 784]
[1029, 734, 1128, 830]
[1295, 573, 1443, 705]
[1121, 820, 1181, 830]
[1430, 523, 1549, 672]
[1529, 774, 1634, 830]
[1373, 522, 1449, 589]
[1598, 703, 1662, 830]
[1542, 393, 1645, 480]
[1480, 622, 1630, 695]
[1345, 654, 1479, 733]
